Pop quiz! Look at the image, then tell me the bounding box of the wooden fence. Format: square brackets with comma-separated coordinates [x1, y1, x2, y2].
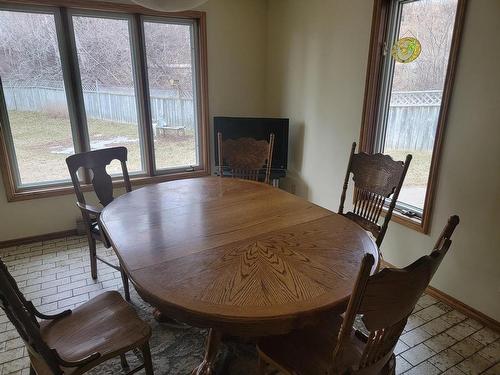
[3, 85, 196, 129]
[3, 85, 442, 150]
[385, 90, 442, 151]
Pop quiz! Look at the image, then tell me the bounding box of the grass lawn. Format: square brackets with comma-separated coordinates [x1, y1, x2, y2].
[6, 111, 432, 190]
[385, 149, 431, 186]
[8, 111, 197, 185]
[384, 149, 432, 208]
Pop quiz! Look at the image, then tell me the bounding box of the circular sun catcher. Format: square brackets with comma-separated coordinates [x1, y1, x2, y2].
[391, 37, 422, 63]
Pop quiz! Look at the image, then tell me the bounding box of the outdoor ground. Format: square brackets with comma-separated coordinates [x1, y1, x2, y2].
[7, 111, 432, 206]
[385, 149, 432, 209]
[385, 149, 431, 187]
[8, 111, 197, 185]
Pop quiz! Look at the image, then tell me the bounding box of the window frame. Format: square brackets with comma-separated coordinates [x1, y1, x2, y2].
[67, 9, 155, 177]
[359, 0, 467, 233]
[0, 4, 83, 190]
[0, 0, 209, 202]
[140, 15, 203, 174]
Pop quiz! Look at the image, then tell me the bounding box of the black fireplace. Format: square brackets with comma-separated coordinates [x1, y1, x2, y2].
[214, 116, 289, 179]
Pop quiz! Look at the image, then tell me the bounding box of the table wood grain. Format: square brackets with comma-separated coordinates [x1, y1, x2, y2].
[100, 177, 378, 373]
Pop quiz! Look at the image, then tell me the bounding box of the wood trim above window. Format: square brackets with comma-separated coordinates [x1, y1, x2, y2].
[0, 0, 210, 202]
[359, 0, 468, 234]
[0, 0, 202, 18]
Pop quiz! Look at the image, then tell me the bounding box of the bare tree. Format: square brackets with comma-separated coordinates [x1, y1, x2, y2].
[392, 0, 457, 91]
[0, 11, 63, 85]
[143, 22, 193, 94]
[0, 10, 194, 95]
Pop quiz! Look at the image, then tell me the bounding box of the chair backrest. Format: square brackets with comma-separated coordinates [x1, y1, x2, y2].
[331, 215, 459, 374]
[338, 142, 412, 247]
[0, 259, 63, 375]
[217, 132, 275, 184]
[66, 146, 132, 207]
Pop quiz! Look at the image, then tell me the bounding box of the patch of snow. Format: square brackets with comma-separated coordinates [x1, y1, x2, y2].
[51, 136, 138, 155]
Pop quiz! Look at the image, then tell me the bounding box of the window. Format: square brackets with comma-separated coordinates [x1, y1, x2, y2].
[72, 14, 144, 175]
[143, 19, 199, 171]
[0, 9, 74, 186]
[360, 0, 466, 232]
[0, 3, 208, 200]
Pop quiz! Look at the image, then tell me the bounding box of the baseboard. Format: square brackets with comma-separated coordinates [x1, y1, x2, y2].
[0, 229, 78, 249]
[381, 260, 500, 333]
[425, 286, 500, 333]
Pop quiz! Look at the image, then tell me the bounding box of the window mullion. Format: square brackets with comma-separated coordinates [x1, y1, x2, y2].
[56, 7, 91, 182]
[131, 14, 155, 177]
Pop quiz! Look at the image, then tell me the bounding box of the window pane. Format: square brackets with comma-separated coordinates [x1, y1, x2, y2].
[143, 20, 199, 171]
[382, 0, 458, 210]
[72, 15, 143, 174]
[0, 10, 75, 186]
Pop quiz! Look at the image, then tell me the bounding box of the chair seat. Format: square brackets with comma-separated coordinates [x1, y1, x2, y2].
[40, 291, 151, 364]
[258, 315, 365, 375]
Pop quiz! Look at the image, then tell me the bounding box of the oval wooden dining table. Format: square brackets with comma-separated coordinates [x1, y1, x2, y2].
[100, 176, 379, 374]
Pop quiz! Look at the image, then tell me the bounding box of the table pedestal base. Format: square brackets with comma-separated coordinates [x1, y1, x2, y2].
[153, 308, 185, 326]
[192, 329, 222, 375]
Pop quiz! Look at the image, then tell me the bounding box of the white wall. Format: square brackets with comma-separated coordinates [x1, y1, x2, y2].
[265, 0, 500, 321]
[0, 0, 269, 241]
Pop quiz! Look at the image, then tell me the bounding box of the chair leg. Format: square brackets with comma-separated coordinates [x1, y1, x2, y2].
[121, 268, 130, 302]
[120, 353, 129, 370]
[141, 342, 154, 375]
[389, 355, 396, 375]
[258, 356, 266, 375]
[88, 236, 98, 280]
[381, 354, 396, 375]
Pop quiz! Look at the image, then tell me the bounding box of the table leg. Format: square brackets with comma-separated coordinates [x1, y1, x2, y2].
[191, 329, 222, 375]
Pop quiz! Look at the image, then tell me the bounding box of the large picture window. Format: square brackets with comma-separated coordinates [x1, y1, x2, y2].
[360, 0, 466, 232]
[0, 2, 208, 201]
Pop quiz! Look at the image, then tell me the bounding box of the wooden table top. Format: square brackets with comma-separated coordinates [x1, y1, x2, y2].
[100, 177, 378, 336]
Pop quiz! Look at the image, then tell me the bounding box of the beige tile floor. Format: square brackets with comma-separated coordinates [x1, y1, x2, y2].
[0, 236, 499, 375]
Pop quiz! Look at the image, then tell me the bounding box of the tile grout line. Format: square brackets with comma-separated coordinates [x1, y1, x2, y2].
[398, 306, 499, 374]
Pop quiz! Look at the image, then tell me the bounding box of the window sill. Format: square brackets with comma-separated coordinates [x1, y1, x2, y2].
[381, 208, 428, 234]
[390, 210, 426, 233]
[4, 168, 210, 202]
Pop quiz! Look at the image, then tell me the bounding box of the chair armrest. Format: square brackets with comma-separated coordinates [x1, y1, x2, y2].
[76, 202, 102, 216]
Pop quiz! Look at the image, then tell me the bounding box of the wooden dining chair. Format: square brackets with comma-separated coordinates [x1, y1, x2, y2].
[217, 132, 275, 184]
[66, 147, 132, 301]
[338, 142, 412, 248]
[257, 215, 460, 375]
[0, 258, 154, 375]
